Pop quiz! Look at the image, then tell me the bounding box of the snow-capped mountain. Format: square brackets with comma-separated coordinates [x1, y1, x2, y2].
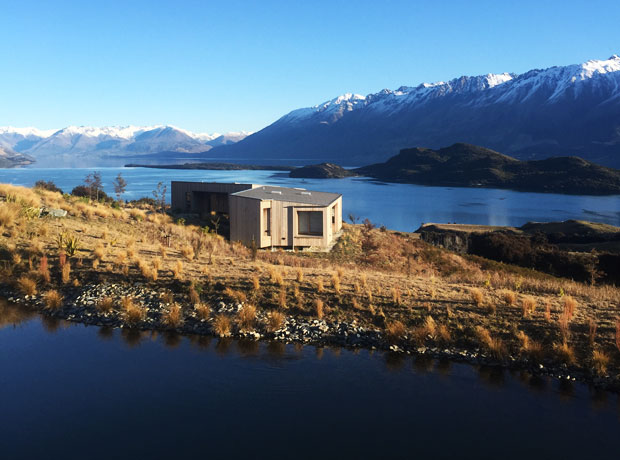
[0, 125, 251, 166]
[209, 55, 620, 168]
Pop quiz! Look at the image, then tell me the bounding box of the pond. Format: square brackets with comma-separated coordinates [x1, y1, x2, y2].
[0, 299, 618, 459]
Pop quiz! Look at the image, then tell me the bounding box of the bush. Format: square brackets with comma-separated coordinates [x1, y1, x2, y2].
[34, 180, 63, 194]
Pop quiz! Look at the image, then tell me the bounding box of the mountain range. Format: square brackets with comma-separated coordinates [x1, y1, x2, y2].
[2, 54, 620, 169]
[0, 126, 251, 167]
[206, 54, 620, 168]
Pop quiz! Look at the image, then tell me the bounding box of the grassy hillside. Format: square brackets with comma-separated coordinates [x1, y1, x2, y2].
[1, 183, 620, 383]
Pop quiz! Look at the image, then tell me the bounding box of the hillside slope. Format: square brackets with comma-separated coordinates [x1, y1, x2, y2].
[208, 55, 620, 168]
[355, 143, 620, 195]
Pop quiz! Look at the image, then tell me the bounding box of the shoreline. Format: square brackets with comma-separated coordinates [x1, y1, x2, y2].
[3, 282, 619, 393]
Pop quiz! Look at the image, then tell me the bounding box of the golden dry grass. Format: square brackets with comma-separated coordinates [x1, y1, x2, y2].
[591, 350, 610, 376]
[162, 304, 183, 328]
[43, 289, 63, 310]
[17, 275, 37, 296]
[195, 303, 210, 321]
[214, 314, 231, 337]
[237, 304, 257, 331]
[267, 311, 285, 332]
[96, 297, 115, 313]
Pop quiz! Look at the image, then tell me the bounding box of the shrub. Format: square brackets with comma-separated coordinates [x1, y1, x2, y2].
[17, 275, 37, 295]
[44, 290, 63, 310]
[267, 311, 285, 332]
[162, 304, 183, 328]
[214, 315, 231, 337]
[34, 180, 63, 194]
[237, 304, 257, 331]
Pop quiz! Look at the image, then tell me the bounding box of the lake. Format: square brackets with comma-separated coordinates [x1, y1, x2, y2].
[1, 167, 619, 230]
[0, 299, 618, 459]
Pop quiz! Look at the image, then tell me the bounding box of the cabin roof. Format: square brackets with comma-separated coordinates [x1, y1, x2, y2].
[232, 185, 341, 206]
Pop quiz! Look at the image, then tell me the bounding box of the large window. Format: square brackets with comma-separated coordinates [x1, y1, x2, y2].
[298, 211, 323, 236]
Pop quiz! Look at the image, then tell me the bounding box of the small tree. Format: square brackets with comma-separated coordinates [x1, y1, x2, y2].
[83, 171, 103, 201]
[153, 181, 167, 213]
[113, 173, 127, 203]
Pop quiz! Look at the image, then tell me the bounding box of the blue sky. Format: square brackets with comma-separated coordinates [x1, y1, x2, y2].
[1, 0, 619, 134]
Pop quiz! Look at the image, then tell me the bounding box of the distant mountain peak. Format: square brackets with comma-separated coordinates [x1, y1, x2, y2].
[211, 53, 620, 168]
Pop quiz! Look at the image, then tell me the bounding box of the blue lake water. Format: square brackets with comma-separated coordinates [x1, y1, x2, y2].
[1, 167, 619, 230]
[0, 300, 618, 459]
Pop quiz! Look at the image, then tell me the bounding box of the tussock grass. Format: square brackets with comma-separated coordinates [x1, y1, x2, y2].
[521, 296, 536, 318]
[470, 288, 484, 307]
[500, 289, 516, 306]
[195, 303, 210, 321]
[591, 350, 610, 376]
[554, 341, 576, 364]
[331, 273, 341, 294]
[562, 296, 577, 320]
[96, 297, 115, 313]
[316, 278, 324, 293]
[588, 319, 597, 347]
[122, 297, 145, 326]
[237, 304, 257, 331]
[475, 326, 505, 359]
[214, 314, 231, 337]
[252, 275, 260, 292]
[385, 320, 406, 343]
[267, 311, 285, 332]
[17, 275, 37, 296]
[295, 267, 304, 283]
[162, 304, 183, 328]
[315, 299, 324, 319]
[44, 290, 63, 310]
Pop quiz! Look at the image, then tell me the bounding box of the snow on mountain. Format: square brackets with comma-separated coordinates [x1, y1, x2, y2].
[0, 125, 251, 164]
[210, 54, 620, 168]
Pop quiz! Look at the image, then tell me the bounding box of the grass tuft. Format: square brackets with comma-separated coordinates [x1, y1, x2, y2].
[43, 289, 63, 310]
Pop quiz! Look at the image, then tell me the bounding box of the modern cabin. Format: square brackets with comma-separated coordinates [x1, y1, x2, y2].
[170, 181, 342, 249]
[170, 181, 257, 214]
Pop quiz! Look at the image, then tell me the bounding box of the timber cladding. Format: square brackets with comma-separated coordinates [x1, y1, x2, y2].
[171, 181, 342, 249]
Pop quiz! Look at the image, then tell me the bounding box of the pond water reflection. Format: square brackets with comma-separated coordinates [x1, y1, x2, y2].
[1, 299, 619, 459]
